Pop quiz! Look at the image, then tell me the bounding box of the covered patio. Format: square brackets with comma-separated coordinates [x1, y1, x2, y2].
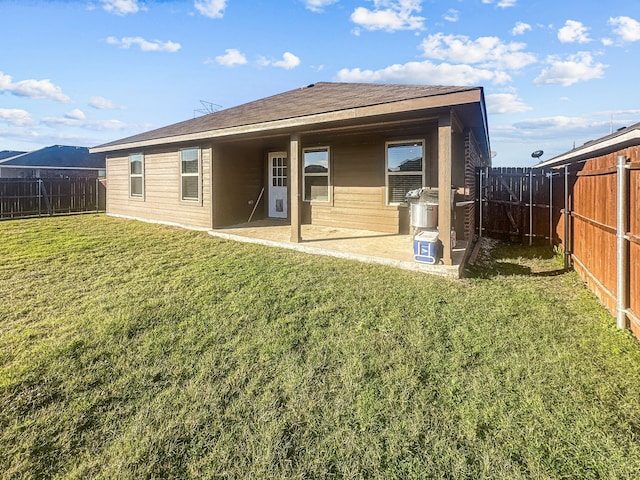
[209, 220, 470, 278]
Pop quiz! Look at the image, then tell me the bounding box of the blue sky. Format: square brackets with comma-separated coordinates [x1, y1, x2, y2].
[1, 0, 639, 166]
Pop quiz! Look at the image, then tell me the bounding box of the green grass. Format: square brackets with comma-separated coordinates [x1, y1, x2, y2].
[1, 215, 640, 479]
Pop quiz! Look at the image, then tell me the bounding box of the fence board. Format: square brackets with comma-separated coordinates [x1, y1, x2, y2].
[0, 178, 106, 220]
[481, 149, 639, 339]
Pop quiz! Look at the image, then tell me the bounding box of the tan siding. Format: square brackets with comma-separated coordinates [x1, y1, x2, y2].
[105, 147, 212, 229]
[303, 132, 433, 234]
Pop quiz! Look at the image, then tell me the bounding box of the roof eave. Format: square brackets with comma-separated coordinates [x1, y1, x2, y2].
[537, 127, 640, 168]
[91, 89, 483, 154]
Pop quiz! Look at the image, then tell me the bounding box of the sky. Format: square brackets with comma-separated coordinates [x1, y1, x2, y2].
[1, 0, 639, 167]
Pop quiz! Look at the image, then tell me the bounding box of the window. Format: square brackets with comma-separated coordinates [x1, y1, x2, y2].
[386, 140, 425, 204]
[129, 153, 144, 197]
[303, 147, 329, 202]
[180, 148, 200, 202]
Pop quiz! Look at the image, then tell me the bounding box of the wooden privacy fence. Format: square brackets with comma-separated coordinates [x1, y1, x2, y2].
[0, 178, 106, 220]
[479, 148, 640, 339]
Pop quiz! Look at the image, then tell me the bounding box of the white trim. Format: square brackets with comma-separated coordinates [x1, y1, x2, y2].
[537, 127, 640, 168]
[0, 165, 102, 171]
[90, 90, 483, 154]
[129, 152, 144, 199]
[385, 139, 426, 206]
[268, 151, 288, 218]
[302, 146, 330, 203]
[180, 147, 202, 204]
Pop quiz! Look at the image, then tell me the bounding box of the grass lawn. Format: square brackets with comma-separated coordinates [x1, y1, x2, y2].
[1, 215, 640, 479]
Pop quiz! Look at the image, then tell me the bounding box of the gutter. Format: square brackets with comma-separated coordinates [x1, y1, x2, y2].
[90, 90, 484, 154]
[537, 127, 640, 168]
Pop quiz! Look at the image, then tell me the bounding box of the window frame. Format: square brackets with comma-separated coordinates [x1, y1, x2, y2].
[180, 147, 202, 203]
[302, 146, 330, 203]
[385, 139, 426, 206]
[129, 152, 144, 199]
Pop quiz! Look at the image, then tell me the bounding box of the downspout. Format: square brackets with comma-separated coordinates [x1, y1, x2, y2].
[616, 154, 629, 330]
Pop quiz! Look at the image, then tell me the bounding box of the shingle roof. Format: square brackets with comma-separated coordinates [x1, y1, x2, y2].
[537, 121, 640, 168]
[0, 150, 26, 161]
[0, 145, 106, 169]
[93, 82, 481, 150]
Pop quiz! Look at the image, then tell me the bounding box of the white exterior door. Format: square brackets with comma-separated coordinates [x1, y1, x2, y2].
[268, 152, 287, 218]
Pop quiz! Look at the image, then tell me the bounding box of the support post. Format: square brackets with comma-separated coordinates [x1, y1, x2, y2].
[548, 170, 553, 246]
[289, 134, 301, 243]
[438, 112, 453, 265]
[616, 154, 629, 330]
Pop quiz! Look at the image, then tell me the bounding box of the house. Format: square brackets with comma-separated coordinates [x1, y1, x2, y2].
[0, 150, 26, 161]
[91, 82, 491, 266]
[537, 121, 639, 339]
[0, 145, 106, 179]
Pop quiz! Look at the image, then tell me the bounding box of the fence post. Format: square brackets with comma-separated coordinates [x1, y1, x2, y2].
[548, 170, 553, 245]
[564, 166, 570, 269]
[616, 155, 629, 330]
[478, 168, 484, 238]
[38, 179, 42, 217]
[529, 169, 533, 246]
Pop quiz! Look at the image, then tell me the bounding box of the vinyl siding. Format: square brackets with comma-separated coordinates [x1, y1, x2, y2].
[106, 147, 212, 229]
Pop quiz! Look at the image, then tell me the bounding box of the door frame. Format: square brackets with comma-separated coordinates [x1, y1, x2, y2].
[268, 151, 288, 218]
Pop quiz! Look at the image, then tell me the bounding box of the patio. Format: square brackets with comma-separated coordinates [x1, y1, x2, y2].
[209, 220, 470, 278]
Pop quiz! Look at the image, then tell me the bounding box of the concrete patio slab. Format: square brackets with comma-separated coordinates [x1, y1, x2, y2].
[209, 220, 469, 278]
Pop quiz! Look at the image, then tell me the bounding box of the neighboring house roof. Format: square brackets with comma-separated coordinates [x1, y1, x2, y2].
[0, 150, 26, 161]
[92, 82, 490, 158]
[537, 121, 640, 168]
[0, 145, 106, 169]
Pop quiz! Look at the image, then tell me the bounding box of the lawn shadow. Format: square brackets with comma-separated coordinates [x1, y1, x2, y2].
[465, 239, 569, 279]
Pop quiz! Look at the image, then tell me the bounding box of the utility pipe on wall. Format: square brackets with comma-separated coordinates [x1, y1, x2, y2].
[616, 154, 629, 330]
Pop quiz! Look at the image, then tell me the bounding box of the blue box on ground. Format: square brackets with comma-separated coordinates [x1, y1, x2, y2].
[413, 230, 440, 264]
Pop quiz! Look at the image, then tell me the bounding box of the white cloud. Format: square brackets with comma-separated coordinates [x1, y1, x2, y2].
[609, 16, 640, 42]
[101, 0, 141, 15]
[443, 9, 459, 23]
[420, 33, 536, 71]
[65, 109, 86, 120]
[303, 0, 339, 12]
[558, 20, 591, 44]
[335, 60, 511, 85]
[512, 22, 531, 36]
[482, 0, 516, 7]
[194, 0, 227, 19]
[106, 36, 181, 52]
[89, 96, 125, 110]
[260, 52, 301, 69]
[214, 49, 248, 66]
[42, 116, 127, 131]
[0, 71, 71, 103]
[0, 108, 33, 126]
[486, 93, 532, 114]
[351, 0, 425, 32]
[534, 52, 606, 86]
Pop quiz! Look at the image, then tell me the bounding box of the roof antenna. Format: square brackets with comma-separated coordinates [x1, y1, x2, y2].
[194, 100, 222, 118]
